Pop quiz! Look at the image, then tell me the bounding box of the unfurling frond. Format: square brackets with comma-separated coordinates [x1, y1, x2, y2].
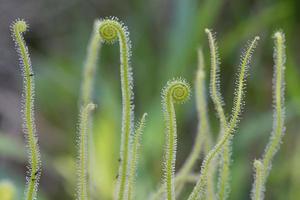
[162, 79, 191, 200]
[99, 18, 134, 200]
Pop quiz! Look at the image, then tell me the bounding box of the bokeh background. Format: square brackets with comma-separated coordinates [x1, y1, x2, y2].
[0, 0, 300, 199]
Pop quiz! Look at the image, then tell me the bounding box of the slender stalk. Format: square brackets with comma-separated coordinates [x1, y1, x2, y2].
[205, 29, 260, 200]
[176, 49, 210, 179]
[11, 19, 41, 200]
[205, 30, 227, 128]
[251, 31, 286, 200]
[252, 160, 264, 200]
[80, 20, 101, 106]
[77, 103, 96, 200]
[217, 35, 260, 200]
[262, 31, 285, 177]
[204, 30, 231, 200]
[175, 48, 213, 198]
[99, 18, 134, 200]
[162, 79, 191, 200]
[205, 29, 229, 200]
[217, 139, 231, 200]
[79, 19, 101, 198]
[149, 49, 213, 200]
[187, 33, 259, 200]
[204, 137, 215, 200]
[127, 113, 148, 200]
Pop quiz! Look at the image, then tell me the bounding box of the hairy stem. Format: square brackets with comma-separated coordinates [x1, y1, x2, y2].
[11, 19, 41, 200]
[150, 50, 214, 200]
[205, 29, 229, 200]
[175, 48, 213, 198]
[127, 113, 147, 200]
[162, 79, 191, 200]
[262, 31, 285, 176]
[217, 35, 259, 200]
[80, 20, 101, 106]
[252, 160, 264, 200]
[187, 32, 259, 200]
[205, 29, 227, 129]
[204, 30, 231, 200]
[99, 18, 134, 200]
[251, 31, 286, 200]
[79, 20, 101, 198]
[77, 103, 96, 200]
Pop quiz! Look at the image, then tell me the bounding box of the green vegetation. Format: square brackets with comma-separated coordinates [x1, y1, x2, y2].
[0, 180, 15, 200]
[251, 31, 286, 200]
[1, 1, 296, 200]
[187, 32, 259, 200]
[161, 78, 191, 200]
[98, 19, 136, 200]
[11, 19, 41, 200]
[77, 103, 96, 200]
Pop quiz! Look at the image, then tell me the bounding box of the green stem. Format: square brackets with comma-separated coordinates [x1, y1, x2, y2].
[262, 32, 285, 176]
[175, 48, 213, 197]
[251, 31, 286, 200]
[99, 19, 134, 200]
[11, 20, 41, 200]
[252, 160, 264, 200]
[79, 20, 101, 198]
[162, 79, 191, 200]
[80, 20, 101, 106]
[127, 113, 147, 200]
[187, 127, 231, 200]
[150, 50, 213, 200]
[166, 95, 176, 200]
[77, 103, 96, 200]
[188, 34, 259, 200]
[217, 36, 260, 200]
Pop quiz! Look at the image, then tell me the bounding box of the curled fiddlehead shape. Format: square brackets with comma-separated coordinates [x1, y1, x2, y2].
[98, 18, 134, 200]
[163, 79, 191, 104]
[162, 78, 191, 200]
[11, 19, 41, 200]
[150, 50, 213, 200]
[99, 19, 119, 43]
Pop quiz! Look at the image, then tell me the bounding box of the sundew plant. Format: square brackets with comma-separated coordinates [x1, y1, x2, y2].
[3, 14, 287, 200]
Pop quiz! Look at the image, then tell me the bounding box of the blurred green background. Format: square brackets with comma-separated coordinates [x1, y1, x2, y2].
[0, 0, 299, 199]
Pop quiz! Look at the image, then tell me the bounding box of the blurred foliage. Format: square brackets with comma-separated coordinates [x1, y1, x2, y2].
[0, 180, 16, 200]
[0, 0, 299, 199]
